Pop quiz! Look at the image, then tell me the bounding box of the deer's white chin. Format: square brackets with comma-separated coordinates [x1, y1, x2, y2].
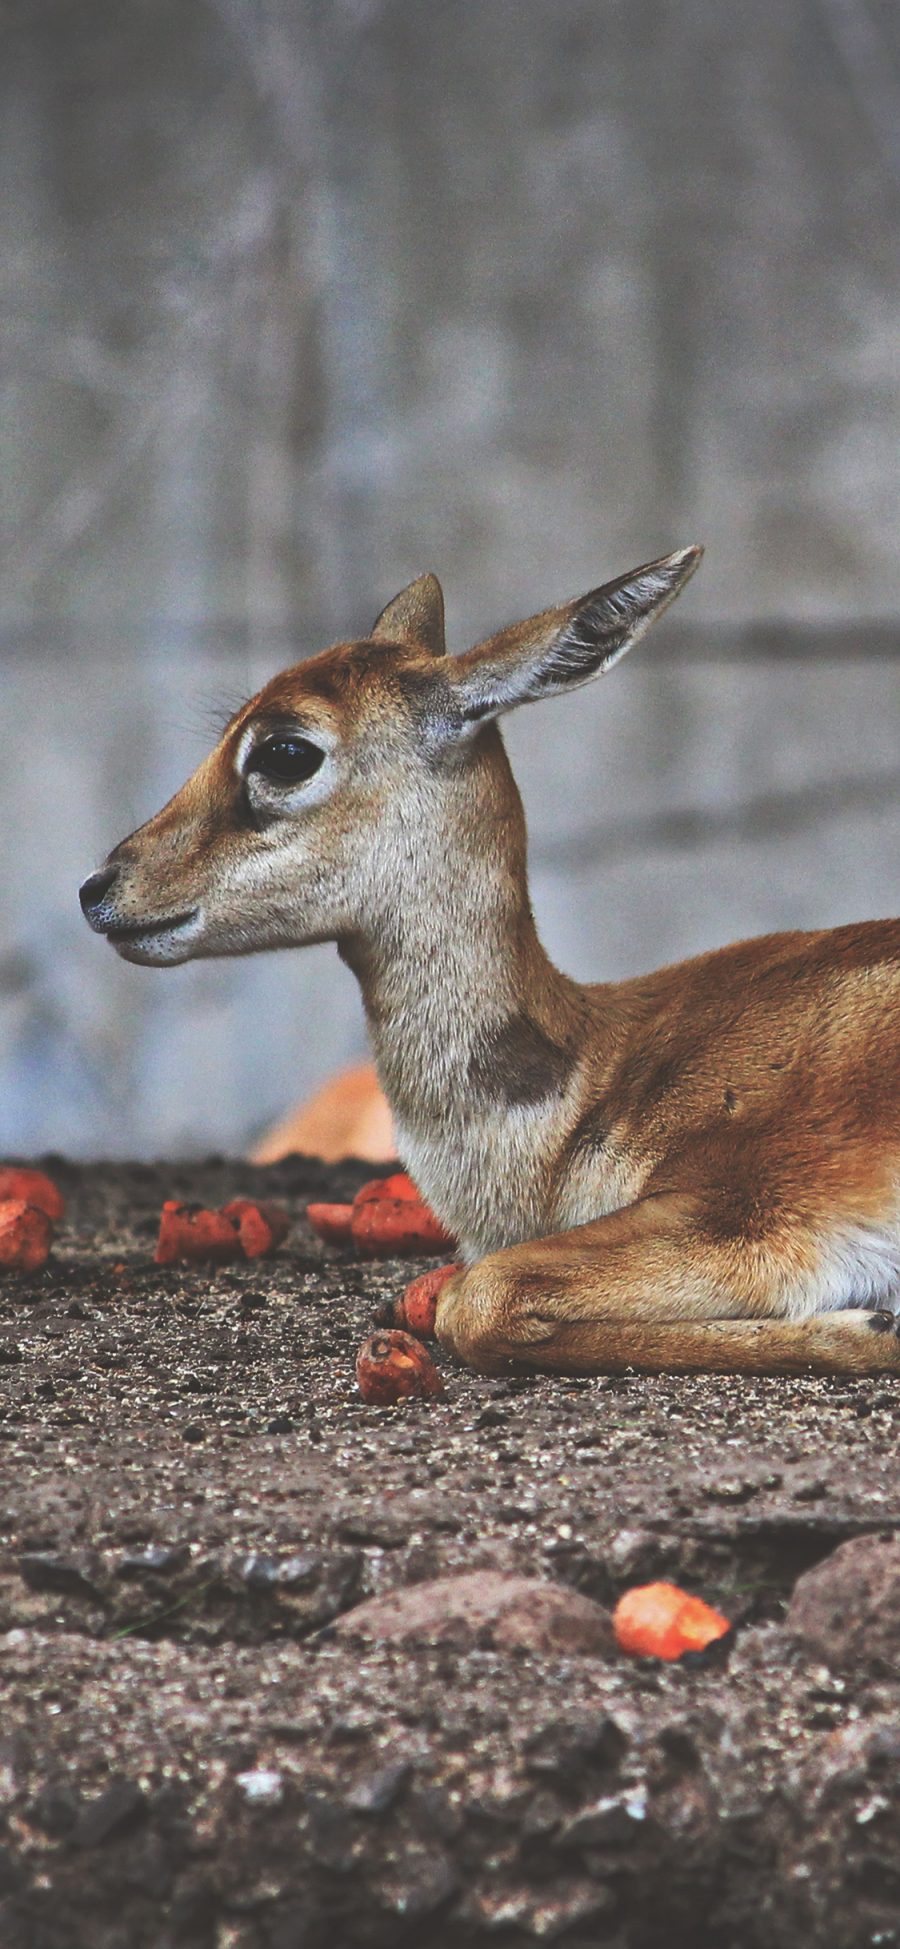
[108, 909, 204, 967]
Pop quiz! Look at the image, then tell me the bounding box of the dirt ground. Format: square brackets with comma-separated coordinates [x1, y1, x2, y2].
[1, 1156, 899, 1949]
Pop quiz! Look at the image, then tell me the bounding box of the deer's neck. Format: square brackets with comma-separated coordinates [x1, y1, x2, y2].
[338, 731, 591, 1255]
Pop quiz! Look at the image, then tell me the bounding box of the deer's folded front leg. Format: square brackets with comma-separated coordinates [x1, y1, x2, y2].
[434, 1194, 900, 1378]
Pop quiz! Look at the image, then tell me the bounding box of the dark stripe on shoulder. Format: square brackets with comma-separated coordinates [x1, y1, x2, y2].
[467, 1010, 576, 1108]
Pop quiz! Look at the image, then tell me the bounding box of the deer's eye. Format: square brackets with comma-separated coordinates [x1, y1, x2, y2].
[247, 736, 325, 785]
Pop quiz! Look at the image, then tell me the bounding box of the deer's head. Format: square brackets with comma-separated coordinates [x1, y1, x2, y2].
[79, 548, 701, 967]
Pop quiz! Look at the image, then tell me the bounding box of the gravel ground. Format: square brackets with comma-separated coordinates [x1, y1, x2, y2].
[1, 1156, 899, 1949]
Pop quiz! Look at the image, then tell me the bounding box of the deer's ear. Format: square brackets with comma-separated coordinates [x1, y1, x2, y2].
[446, 548, 702, 730]
[371, 573, 446, 656]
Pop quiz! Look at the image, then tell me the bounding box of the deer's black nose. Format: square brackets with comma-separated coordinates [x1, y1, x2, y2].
[79, 864, 119, 920]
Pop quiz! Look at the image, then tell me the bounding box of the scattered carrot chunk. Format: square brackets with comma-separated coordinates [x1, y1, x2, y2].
[353, 1172, 419, 1207]
[377, 1262, 461, 1337]
[306, 1201, 355, 1244]
[0, 1168, 64, 1222]
[0, 1199, 54, 1273]
[351, 1197, 455, 1259]
[155, 1197, 294, 1265]
[307, 1175, 453, 1256]
[613, 1581, 731, 1661]
[356, 1328, 445, 1404]
[221, 1199, 290, 1259]
[154, 1201, 243, 1266]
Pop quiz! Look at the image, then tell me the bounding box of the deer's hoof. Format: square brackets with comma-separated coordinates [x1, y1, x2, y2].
[867, 1308, 900, 1338]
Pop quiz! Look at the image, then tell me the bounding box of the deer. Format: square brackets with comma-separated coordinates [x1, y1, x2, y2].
[80, 548, 900, 1379]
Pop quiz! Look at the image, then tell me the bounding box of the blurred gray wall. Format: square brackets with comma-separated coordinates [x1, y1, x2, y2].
[2, 0, 899, 1156]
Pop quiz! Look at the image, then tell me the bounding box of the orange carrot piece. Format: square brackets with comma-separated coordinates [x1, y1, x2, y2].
[356, 1328, 445, 1404]
[351, 1197, 455, 1259]
[221, 1198, 290, 1259]
[353, 1172, 419, 1208]
[387, 1262, 461, 1337]
[154, 1200, 243, 1266]
[306, 1201, 355, 1244]
[0, 1168, 64, 1222]
[613, 1581, 731, 1661]
[0, 1200, 53, 1272]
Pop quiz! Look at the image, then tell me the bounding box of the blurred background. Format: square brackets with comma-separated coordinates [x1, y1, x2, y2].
[2, 0, 899, 1158]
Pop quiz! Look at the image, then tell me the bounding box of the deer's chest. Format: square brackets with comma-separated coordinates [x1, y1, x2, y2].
[394, 1107, 558, 1261]
[396, 1093, 654, 1262]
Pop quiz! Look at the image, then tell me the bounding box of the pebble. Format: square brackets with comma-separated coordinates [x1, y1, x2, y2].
[335, 1512, 409, 1549]
[372, 1845, 459, 1919]
[556, 1788, 648, 1850]
[27, 1783, 80, 1838]
[236, 1767, 284, 1807]
[239, 1551, 321, 1591]
[116, 1544, 191, 1579]
[303, 1792, 357, 1873]
[72, 1781, 147, 1848]
[345, 1760, 411, 1814]
[18, 1553, 104, 1601]
[523, 1713, 630, 1778]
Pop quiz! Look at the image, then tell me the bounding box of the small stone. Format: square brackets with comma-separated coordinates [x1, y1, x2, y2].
[346, 1760, 411, 1814]
[181, 1423, 205, 1443]
[116, 1544, 190, 1579]
[236, 1767, 284, 1806]
[238, 1290, 268, 1312]
[241, 1548, 361, 1631]
[27, 1783, 80, 1837]
[240, 1552, 283, 1589]
[240, 1551, 320, 1591]
[303, 1793, 357, 1873]
[467, 1879, 615, 1938]
[657, 1722, 702, 1769]
[792, 1477, 828, 1502]
[335, 1512, 408, 1549]
[704, 1476, 759, 1504]
[556, 1788, 648, 1850]
[605, 1528, 662, 1581]
[18, 1553, 103, 1602]
[523, 1714, 630, 1778]
[275, 1551, 327, 1592]
[474, 1404, 508, 1429]
[410, 1784, 464, 1842]
[521, 1792, 564, 1839]
[373, 1846, 459, 1918]
[72, 1780, 147, 1848]
[332, 1572, 615, 1654]
[787, 1534, 900, 1672]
